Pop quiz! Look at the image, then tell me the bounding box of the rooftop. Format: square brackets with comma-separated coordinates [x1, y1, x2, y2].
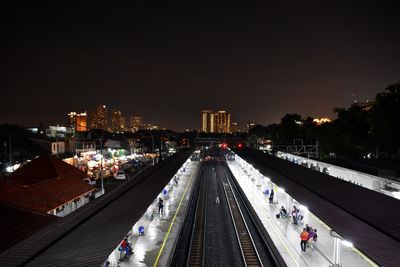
[0, 154, 94, 213]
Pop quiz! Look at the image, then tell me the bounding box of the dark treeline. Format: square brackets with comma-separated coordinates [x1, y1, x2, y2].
[250, 82, 400, 159]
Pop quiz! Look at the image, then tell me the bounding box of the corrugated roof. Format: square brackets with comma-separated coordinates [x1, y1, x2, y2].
[0, 150, 193, 267]
[234, 148, 400, 267]
[0, 204, 57, 253]
[0, 154, 94, 213]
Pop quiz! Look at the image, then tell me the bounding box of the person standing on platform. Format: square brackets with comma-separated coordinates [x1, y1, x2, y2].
[158, 198, 164, 215]
[300, 228, 309, 252]
[292, 206, 299, 224]
[269, 189, 274, 203]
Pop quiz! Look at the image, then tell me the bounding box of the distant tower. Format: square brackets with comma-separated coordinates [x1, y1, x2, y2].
[68, 112, 87, 131]
[231, 122, 238, 133]
[214, 110, 230, 133]
[247, 122, 256, 133]
[200, 110, 215, 133]
[111, 109, 125, 132]
[201, 110, 231, 133]
[130, 115, 143, 132]
[90, 105, 107, 130]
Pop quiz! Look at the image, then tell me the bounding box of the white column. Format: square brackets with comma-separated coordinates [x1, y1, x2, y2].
[333, 237, 342, 267]
[286, 194, 291, 211]
[303, 207, 310, 226]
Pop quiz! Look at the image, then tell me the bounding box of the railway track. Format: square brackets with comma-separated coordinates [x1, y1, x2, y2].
[187, 164, 208, 267]
[219, 163, 263, 267]
[172, 154, 283, 267]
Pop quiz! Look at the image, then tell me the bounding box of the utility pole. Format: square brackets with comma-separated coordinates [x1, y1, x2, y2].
[9, 134, 12, 166]
[3, 141, 6, 165]
[56, 133, 59, 158]
[100, 129, 104, 194]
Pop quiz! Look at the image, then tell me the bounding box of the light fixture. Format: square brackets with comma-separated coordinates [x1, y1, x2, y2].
[341, 240, 353, 247]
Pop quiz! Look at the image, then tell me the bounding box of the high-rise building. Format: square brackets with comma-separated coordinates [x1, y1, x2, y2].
[231, 122, 238, 133]
[111, 109, 125, 132]
[247, 122, 256, 133]
[146, 124, 159, 130]
[200, 110, 231, 133]
[120, 116, 126, 131]
[90, 105, 107, 130]
[200, 110, 215, 133]
[214, 110, 230, 133]
[67, 112, 87, 131]
[130, 115, 143, 132]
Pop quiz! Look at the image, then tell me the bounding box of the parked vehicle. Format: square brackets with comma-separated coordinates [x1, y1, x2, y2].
[115, 170, 126, 180]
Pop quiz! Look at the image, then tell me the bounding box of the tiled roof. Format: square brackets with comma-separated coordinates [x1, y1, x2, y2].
[6, 154, 88, 186]
[0, 154, 94, 213]
[0, 204, 56, 253]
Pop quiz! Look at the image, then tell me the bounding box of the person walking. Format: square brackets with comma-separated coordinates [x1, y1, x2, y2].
[300, 228, 309, 252]
[158, 198, 164, 215]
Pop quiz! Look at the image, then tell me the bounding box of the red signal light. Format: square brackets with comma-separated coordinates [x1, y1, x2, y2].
[222, 143, 227, 149]
[238, 143, 243, 148]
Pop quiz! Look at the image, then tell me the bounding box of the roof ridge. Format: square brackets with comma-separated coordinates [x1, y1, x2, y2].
[46, 154, 62, 179]
[0, 203, 57, 218]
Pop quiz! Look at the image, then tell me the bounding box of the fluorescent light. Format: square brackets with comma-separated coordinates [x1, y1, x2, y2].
[277, 187, 285, 193]
[342, 240, 353, 248]
[300, 205, 308, 210]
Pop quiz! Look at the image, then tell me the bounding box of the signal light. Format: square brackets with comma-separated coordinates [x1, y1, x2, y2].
[238, 143, 243, 148]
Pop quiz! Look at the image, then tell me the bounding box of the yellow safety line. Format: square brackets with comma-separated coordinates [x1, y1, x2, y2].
[311, 213, 377, 266]
[264, 216, 301, 267]
[311, 213, 332, 231]
[351, 247, 379, 267]
[232, 161, 378, 267]
[153, 168, 196, 267]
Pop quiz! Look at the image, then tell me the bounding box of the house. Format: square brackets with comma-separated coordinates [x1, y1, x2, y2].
[0, 154, 95, 217]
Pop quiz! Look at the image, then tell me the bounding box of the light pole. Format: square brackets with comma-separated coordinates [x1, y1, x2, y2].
[9, 134, 12, 166]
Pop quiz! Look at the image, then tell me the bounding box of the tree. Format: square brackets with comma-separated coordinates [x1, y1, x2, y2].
[371, 82, 400, 156]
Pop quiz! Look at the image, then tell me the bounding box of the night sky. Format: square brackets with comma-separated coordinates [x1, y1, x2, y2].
[0, 2, 399, 131]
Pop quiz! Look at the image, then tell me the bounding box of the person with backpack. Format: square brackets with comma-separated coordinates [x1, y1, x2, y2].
[300, 228, 309, 252]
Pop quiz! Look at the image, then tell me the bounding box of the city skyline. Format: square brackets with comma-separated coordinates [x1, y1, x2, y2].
[1, 3, 400, 266]
[201, 110, 234, 133]
[0, 3, 399, 131]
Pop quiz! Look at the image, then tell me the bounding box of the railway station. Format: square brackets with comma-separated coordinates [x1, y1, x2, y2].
[1, 147, 399, 267]
[100, 147, 400, 267]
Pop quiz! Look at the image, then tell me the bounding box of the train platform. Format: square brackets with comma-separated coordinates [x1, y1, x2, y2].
[227, 159, 377, 267]
[105, 160, 200, 267]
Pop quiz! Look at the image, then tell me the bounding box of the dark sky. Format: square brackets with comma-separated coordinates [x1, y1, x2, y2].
[0, 2, 399, 131]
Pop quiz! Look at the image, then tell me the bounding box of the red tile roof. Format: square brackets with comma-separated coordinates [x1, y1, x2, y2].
[0, 154, 95, 213]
